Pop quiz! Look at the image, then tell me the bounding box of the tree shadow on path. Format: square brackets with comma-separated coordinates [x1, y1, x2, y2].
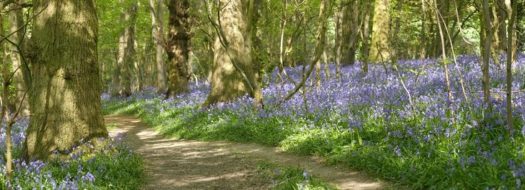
[105, 116, 390, 190]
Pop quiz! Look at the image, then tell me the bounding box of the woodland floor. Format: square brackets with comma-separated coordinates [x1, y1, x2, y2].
[105, 115, 390, 190]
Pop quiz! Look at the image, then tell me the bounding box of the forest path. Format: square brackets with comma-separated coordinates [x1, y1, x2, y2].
[105, 115, 389, 190]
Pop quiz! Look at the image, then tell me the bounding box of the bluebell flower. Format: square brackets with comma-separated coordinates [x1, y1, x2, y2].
[82, 172, 96, 183]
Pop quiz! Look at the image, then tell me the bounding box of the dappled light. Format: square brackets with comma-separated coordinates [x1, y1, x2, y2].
[105, 116, 386, 189]
[1, 0, 525, 189]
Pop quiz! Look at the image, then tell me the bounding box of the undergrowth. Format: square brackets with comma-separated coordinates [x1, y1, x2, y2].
[256, 161, 335, 190]
[103, 96, 525, 189]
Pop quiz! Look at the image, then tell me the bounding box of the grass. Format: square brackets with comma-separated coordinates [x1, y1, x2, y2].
[103, 98, 525, 189]
[256, 161, 335, 190]
[1, 136, 143, 189]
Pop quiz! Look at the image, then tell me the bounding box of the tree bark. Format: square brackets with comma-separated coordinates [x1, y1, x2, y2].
[334, 2, 342, 79]
[24, 0, 107, 161]
[370, 0, 391, 62]
[166, 0, 191, 98]
[506, 0, 517, 129]
[149, 0, 168, 94]
[116, 2, 138, 97]
[481, 0, 493, 107]
[6, 0, 29, 114]
[360, 0, 374, 74]
[204, 0, 259, 106]
[336, 0, 361, 66]
[281, 0, 330, 101]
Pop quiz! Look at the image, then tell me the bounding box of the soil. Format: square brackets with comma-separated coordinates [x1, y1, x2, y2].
[105, 115, 390, 190]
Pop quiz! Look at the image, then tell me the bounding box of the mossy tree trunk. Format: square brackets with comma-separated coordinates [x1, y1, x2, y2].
[166, 0, 191, 98]
[204, 0, 260, 106]
[24, 0, 108, 161]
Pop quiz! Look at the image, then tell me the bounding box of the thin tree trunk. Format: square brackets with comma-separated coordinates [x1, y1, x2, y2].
[420, 0, 428, 58]
[282, 0, 330, 101]
[334, 2, 342, 79]
[110, 48, 121, 96]
[434, 0, 454, 120]
[360, 0, 374, 74]
[323, 49, 330, 79]
[315, 59, 321, 89]
[0, 3, 13, 179]
[506, 0, 517, 129]
[24, 0, 108, 161]
[134, 41, 144, 92]
[6, 0, 28, 114]
[481, 0, 493, 107]
[278, 0, 288, 82]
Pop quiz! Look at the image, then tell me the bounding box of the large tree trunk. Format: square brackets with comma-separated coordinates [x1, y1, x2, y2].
[149, 0, 167, 94]
[115, 2, 138, 97]
[166, 0, 191, 97]
[246, 0, 264, 107]
[24, 0, 107, 161]
[369, 0, 391, 62]
[204, 0, 259, 106]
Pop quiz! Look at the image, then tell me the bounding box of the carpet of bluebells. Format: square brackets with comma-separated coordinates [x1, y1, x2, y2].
[104, 55, 525, 189]
[0, 118, 143, 189]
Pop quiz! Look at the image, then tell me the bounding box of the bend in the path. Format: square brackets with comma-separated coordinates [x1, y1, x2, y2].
[105, 115, 392, 190]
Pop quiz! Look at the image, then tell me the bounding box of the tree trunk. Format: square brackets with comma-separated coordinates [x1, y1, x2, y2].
[166, 0, 191, 98]
[337, 0, 360, 65]
[360, 0, 374, 74]
[370, 0, 391, 62]
[149, 0, 168, 94]
[494, 0, 508, 55]
[115, 1, 138, 97]
[481, 0, 493, 107]
[433, 0, 454, 120]
[0, 2, 12, 179]
[334, 3, 342, 79]
[282, 0, 330, 101]
[133, 40, 143, 92]
[6, 0, 29, 115]
[204, 0, 259, 106]
[24, 0, 108, 161]
[505, 0, 517, 129]
[246, 0, 264, 107]
[110, 48, 121, 96]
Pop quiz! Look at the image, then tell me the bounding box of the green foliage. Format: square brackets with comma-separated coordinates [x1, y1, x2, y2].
[104, 99, 294, 146]
[257, 162, 335, 190]
[104, 98, 525, 189]
[2, 141, 143, 189]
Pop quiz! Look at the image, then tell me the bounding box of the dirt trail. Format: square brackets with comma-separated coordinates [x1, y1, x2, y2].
[105, 115, 389, 190]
